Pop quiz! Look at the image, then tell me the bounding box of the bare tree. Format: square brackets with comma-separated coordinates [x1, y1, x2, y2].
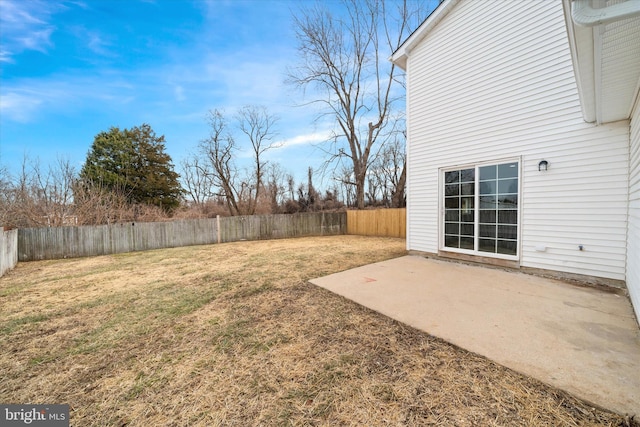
[0, 155, 176, 227]
[237, 105, 280, 215]
[199, 109, 242, 215]
[73, 180, 136, 225]
[371, 132, 406, 207]
[367, 175, 381, 206]
[387, 134, 407, 208]
[199, 107, 280, 216]
[286, 174, 296, 201]
[8, 157, 42, 227]
[298, 167, 320, 212]
[34, 157, 77, 226]
[265, 163, 287, 213]
[289, 0, 425, 209]
[3, 156, 78, 228]
[0, 164, 13, 227]
[336, 165, 356, 208]
[180, 154, 214, 206]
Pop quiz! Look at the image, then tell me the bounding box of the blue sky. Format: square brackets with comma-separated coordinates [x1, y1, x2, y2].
[0, 0, 336, 186]
[0, 0, 434, 190]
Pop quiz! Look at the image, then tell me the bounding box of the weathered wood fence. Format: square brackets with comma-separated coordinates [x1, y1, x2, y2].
[17, 212, 346, 262]
[4, 209, 404, 264]
[346, 208, 406, 238]
[1, 228, 18, 277]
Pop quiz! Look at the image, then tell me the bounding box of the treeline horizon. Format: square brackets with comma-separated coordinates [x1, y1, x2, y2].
[0, 122, 404, 229]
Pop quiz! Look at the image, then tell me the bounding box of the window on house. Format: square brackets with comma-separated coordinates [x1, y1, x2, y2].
[443, 161, 519, 257]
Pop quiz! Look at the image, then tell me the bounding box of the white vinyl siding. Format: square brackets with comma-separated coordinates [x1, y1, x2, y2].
[405, 0, 629, 280]
[629, 98, 640, 321]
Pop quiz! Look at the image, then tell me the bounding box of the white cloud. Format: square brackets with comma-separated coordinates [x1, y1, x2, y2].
[202, 57, 291, 109]
[17, 28, 55, 53]
[0, 50, 13, 63]
[0, 74, 138, 123]
[0, 0, 58, 60]
[277, 131, 331, 149]
[174, 85, 186, 102]
[0, 0, 47, 25]
[86, 32, 113, 56]
[0, 92, 44, 123]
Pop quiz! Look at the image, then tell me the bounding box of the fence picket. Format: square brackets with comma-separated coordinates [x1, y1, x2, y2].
[16, 213, 347, 261]
[346, 208, 406, 238]
[8, 209, 404, 263]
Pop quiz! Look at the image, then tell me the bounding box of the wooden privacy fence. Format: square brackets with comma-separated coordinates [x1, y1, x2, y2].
[17, 212, 346, 262]
[12, 209, 404, 263]
[346, 208, 406, 238]
[1, 228, 18, 277]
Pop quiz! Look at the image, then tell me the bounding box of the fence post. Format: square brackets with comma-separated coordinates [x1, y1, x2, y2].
[216, 215, 221, 244]
[1, 229, 18, 277]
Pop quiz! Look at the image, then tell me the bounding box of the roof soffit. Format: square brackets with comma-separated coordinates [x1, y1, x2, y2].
[565, 0, 640, 124]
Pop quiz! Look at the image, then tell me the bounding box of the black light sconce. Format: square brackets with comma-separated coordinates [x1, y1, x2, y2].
[538, 160, 549, 171]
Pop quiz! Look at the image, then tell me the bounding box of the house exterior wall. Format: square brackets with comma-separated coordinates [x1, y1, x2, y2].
[629, 97, 640, 320]
[405, 0, 629, 280]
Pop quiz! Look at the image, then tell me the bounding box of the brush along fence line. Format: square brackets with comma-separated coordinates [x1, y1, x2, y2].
[347, 208, 406, 238]
[0, 228, 18, 277]
[17, 212, 347, 262]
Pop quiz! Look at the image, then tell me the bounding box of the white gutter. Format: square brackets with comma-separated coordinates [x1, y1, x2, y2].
[563, 0, 597, 123]
[572, 0, 640, 27]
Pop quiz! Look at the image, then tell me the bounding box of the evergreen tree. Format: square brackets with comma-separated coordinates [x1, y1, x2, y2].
[80, 124, 182, 211]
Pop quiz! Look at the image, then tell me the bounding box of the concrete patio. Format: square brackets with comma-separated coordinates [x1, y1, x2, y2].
[310, 255, 640, 415]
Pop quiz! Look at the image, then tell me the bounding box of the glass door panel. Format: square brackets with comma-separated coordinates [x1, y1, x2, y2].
[444, 168, 475, 250]
[443, 161, 518, 257]
[478, 162, 518, 255]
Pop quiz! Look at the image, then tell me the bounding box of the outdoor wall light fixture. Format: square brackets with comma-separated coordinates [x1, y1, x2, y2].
[538, 160, 549, 171]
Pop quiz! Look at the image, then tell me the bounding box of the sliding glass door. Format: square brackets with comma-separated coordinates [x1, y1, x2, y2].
[443, 161, 519, 258]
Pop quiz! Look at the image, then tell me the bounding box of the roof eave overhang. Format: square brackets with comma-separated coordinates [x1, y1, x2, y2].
[563, 0, 640, 124]
[390, 0, 460, 71]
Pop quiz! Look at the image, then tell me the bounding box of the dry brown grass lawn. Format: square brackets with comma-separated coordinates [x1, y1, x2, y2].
[0, 236, 635, 426]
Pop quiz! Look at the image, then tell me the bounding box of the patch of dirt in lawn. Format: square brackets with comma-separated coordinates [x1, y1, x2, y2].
[0, 236, 636, 426]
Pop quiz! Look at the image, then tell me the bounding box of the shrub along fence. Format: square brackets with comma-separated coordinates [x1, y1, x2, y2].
[346, 208, 406, 238]
[17, 212, 346, 262]
[1, 228, 18, 277]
